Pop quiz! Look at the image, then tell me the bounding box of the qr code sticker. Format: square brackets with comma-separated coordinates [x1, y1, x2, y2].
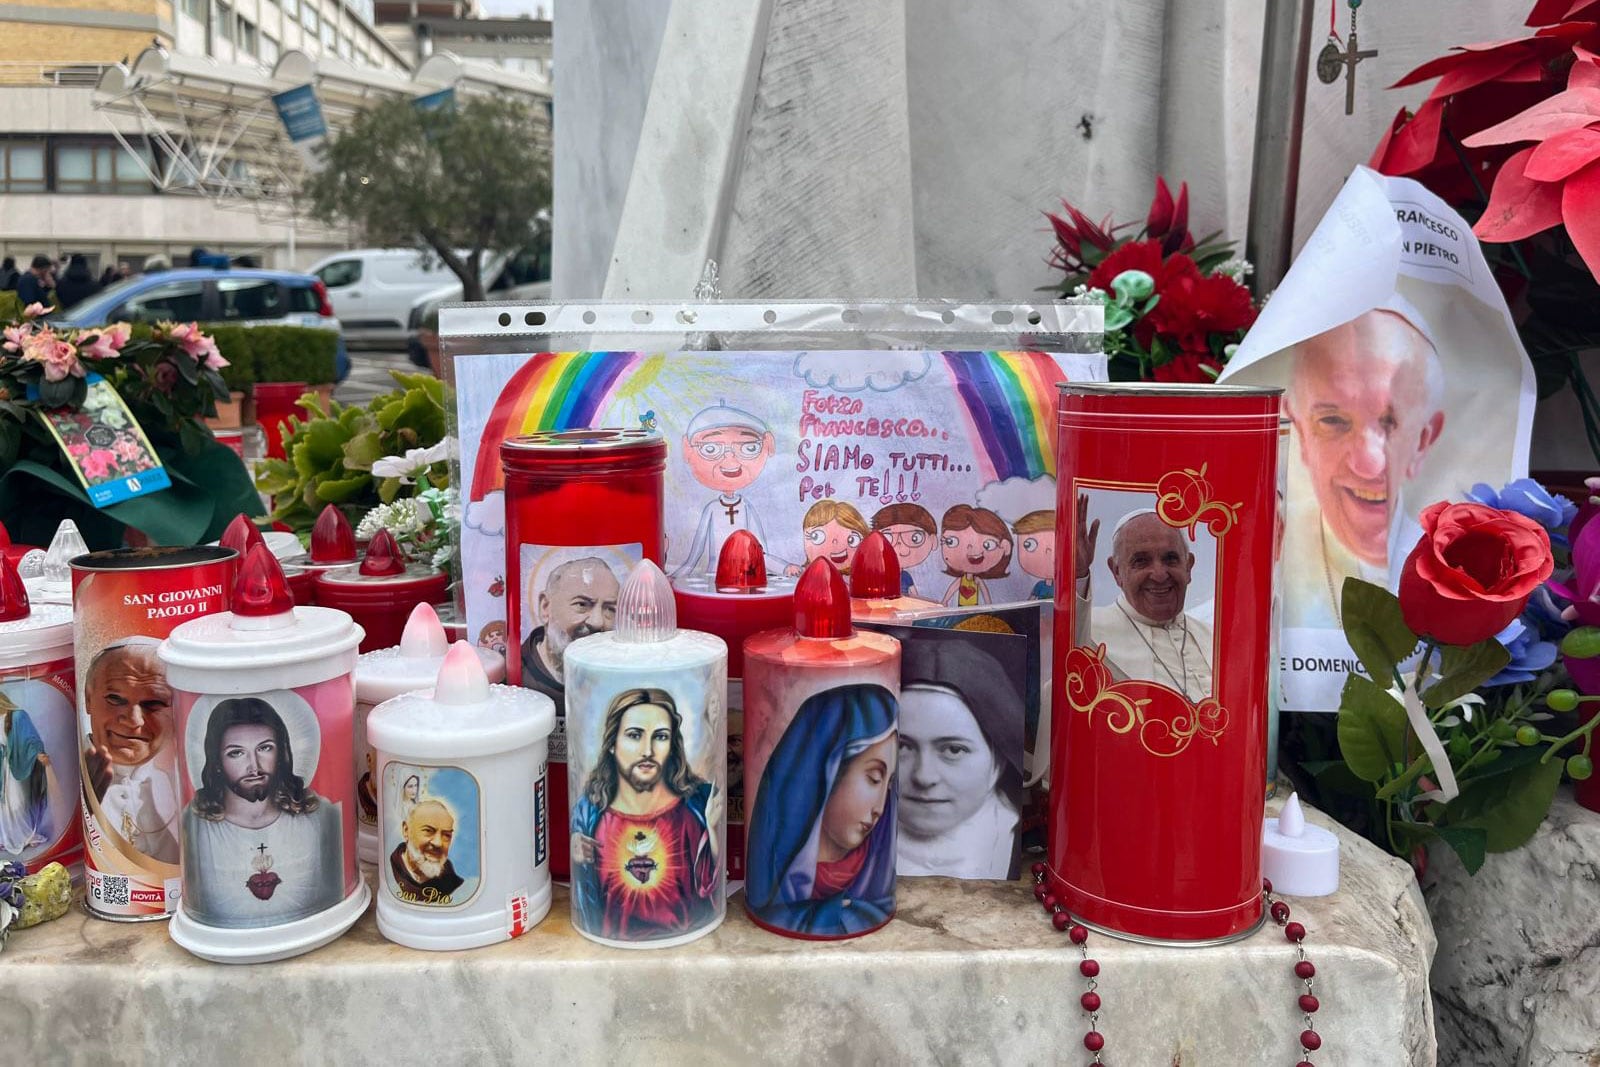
[93, 872, 131, 907]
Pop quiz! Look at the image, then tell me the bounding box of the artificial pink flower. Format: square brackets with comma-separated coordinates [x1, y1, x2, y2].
[165, 322, 228, 369]
[22, 303, 47, 320]
[2, 324, 27, 353]
[152, 361, 179, 393]
[20, 328, 85, 382]
[78, 322, 131, 361]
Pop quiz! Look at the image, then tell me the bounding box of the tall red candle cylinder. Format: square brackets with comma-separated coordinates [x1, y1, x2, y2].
[500, 428, 665, 881]
[1051, 382, 1280, 943]
[673, 530, 795, 880]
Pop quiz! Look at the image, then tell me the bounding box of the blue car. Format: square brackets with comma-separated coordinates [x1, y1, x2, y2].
[53, 267, 350, 382]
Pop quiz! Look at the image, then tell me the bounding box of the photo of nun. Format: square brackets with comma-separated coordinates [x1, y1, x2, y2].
[745, 684, 898, 938]
[896, 639, 1025, 879]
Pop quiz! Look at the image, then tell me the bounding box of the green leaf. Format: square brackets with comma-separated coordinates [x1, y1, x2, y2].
[1375, 753, 1432, 800]
[1301, 758, 1378, 801]
[340, 430, 386, 472]
[1341, 578, 1418, 683]
[1422, 640, 1512, 709]
[1337, 674, 1409, 782]
[291, 417, 354, 479]
[1445, 755, 1563, 852]
[1433, 826, 1488, 875]
[314, 472, 371, 503]
[377, 476, 404, 504]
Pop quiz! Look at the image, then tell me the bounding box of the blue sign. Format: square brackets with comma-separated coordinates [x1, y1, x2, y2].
[412, 87, 457, 114]
[273, 83, 328, 143]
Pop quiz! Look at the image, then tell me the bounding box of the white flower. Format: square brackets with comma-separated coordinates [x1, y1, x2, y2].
[1213, 257, 1254, 283]
[356, 499, 427, 541]
[430, 543, 456, 570]
[370, 436, 458, 484]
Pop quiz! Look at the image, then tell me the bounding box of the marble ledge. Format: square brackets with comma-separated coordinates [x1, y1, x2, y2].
[0, 807, 1434, 1066]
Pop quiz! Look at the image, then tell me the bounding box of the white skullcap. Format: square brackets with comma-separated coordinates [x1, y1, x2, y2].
[685, 400, 768, 438]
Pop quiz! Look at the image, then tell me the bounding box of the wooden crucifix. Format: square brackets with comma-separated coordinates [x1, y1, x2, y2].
[1317, 31, 1378, 116]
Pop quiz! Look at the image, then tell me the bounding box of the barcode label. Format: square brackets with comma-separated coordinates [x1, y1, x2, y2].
[90, 871, 131, 907]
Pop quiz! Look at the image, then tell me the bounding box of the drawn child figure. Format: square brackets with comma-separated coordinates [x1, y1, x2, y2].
[673, 401, 779, 577]
[1012, 510, 1056, 600]
[786, 500, 869, 577]
[939, 505, 1013, 607]
[871, 504, 938, 598]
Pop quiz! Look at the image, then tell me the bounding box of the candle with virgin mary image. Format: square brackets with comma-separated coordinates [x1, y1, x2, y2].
[742, 558, 901, 940]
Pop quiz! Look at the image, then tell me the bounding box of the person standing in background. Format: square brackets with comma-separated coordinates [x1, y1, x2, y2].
[0, 257, 19, 291]
[54, 254, 100, 309]
[15, 255, 53, 308]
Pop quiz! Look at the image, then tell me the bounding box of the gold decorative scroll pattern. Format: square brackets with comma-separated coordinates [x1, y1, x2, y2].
[1066, 465, 1242, 758]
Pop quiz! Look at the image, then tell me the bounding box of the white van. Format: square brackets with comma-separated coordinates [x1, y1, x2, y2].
[309, 249, 459, 345]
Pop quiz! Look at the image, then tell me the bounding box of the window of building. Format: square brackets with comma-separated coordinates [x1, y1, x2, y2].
[302, 4, 318, 32]
[282, 0, 297, 14]
[1, 142, 46, 193]
[237, 17, 258, 56]
[215, 2, 234, 43]
[117, 280, 207, 323]
[337, 35, 353, 60]
[180, 0, 204, 18]
[322, 23, 336, 50]
[217, 278, 285, 320]
[262, 33, 279, 65]
[54, 142, 154, 195]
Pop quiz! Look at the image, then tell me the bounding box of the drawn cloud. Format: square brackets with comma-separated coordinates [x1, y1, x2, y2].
[793, 350, 932, 393]
[463, 491, 506, 537]
[976, 476, 1057, 526]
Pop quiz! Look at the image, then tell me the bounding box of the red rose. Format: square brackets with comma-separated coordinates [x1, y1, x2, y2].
[1397, 501, 1554, 646]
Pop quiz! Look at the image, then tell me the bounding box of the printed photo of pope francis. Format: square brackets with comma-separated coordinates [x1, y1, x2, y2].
[1071, 491, 1217, 703]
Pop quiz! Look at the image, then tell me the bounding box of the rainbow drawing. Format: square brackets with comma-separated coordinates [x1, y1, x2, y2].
[469, 351, 652, 501]
[941, 350, 1064, 483]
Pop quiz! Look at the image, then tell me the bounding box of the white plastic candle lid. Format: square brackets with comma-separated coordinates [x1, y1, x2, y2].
[1262, 793, 1340, 898]
[160, 604, 363, 692]
[0, 601, 73, 669]
[368, 641, 556, 759]
[16, 519, 88, 606]
[355, 603, 504, 703]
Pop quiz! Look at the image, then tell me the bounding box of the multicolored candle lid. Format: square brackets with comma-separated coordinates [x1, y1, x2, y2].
[14, 519, 87, 606]
[160, 543, 370, 963]
[367, 641, 557, 950]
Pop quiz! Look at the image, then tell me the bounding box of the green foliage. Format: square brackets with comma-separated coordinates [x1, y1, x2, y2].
[204, 325, 256, 392]
[302, 96, 551, 302]
[0, 291, 20, 322]
[247, 326, 337, 385]
[1313, 578, 1577, 876]
[254, 370, 450, 532]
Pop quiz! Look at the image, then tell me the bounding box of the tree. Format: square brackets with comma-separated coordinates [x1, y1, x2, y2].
[303, 95, 550, 302]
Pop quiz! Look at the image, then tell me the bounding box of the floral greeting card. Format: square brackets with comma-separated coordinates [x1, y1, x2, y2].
[36, 375, 170, 506]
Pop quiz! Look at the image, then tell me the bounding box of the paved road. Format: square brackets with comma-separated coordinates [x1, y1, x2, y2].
[335, 348, 420, 407]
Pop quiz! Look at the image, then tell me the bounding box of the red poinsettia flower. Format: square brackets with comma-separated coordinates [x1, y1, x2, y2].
[1146, 176, 1195, 256]
[1151, 352, 1224, 383]
[1146, 270, 1257, 353]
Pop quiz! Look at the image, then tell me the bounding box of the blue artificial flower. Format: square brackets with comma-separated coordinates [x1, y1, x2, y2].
[1486, 616, 1560, 687]
[1523, 585, 1573, 643]
[1468, 479, 1578, 534]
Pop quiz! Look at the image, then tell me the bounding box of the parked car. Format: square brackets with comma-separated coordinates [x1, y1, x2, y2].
[54, 267, 350, 381]
[308, 249, 461, 348]
[405, 247, 551, 370]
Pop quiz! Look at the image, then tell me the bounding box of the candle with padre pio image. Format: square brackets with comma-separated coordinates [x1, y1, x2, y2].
[367, 641, 557, 950]
[562, 559, 727, 949]
[742, 557, 901, 940]
[71, 544, 235, 922]
[159, 543, 369, 963]
[353, 604, 505, 864]
[671, 530, 794, 881]
[0, 554, 81, 876]
[500, 428, 667, 882]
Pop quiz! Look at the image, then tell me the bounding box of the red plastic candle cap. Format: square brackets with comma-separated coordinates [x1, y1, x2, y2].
[794, 557, 852, 639]
[0, 553, 30, 622]
[359, 528, 408, 577]
[220, 513, 267, 557]
[310, 504, 358, 564]
[849, 530, 901, 599]
[716, 529, 767, 591]
[0, 520, 10, 551]
[233, 542, 296, 618]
